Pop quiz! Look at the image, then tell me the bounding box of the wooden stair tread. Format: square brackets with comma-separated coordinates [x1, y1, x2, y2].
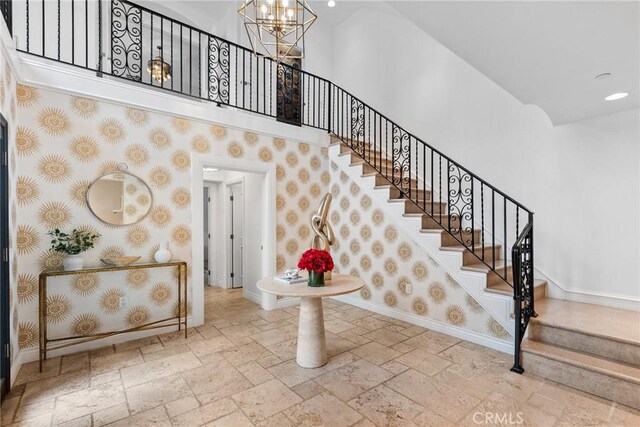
[522, 339, 640, 384]
[532, 298, 640, 346]
[461, 259, 511, 273]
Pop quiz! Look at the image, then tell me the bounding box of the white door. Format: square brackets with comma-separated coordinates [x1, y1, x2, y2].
[229, 182, 244, 289]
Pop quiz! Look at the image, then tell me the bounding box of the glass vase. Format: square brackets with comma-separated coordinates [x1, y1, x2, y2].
[308, 271, 325, 287]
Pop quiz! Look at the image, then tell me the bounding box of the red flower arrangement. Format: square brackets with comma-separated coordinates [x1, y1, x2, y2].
[297, 249, 334, 274]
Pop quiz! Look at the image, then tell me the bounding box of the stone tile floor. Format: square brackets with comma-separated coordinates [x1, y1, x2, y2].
[2, 287, 638, 426]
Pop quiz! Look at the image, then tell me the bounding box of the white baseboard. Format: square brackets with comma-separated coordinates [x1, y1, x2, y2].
[243, 289, 262, 306]
[537, 270, 640, 312]
[11, 318, 195, 382]
[331, 295, 514, 355]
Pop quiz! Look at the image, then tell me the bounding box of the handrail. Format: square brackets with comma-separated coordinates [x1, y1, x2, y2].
[9, 0, 535, 373]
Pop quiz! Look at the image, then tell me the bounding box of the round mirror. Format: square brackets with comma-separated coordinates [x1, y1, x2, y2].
[86, 172, 153, 226]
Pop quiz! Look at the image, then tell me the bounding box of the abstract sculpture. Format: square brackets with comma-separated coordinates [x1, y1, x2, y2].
[310, 193, 335, 279]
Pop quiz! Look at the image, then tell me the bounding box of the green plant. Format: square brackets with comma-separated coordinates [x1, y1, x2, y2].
[48, 229, 101, 255]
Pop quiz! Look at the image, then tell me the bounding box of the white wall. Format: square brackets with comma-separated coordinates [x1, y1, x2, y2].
[332, 8, 640, 304]
[203, 169, 266, 300]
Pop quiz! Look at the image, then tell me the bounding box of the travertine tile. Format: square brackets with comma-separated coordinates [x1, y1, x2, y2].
[251, 325, 298, 347]
[52, 380, 126, 424]
[386, 369, 480, 422]
[182, 360, 252, 404]
[232, 379, 302, 423]
[106, 406, 171, 427]
[349, 385, 423, 426]
[326, 331, 359, 356]
[255, 412, 294, 427]
[7, 412, 53, 426]
[171, 397, 237, 427]
[90, 349, 144, 376]
[324, 318, 356, 334]
[285, 392, 363, 426]
[125, 373, 194, 414]
[351, 316, 391, 331]
[60, 353, 89, 374]
[1, 396, 20, 425]
[314, 359, 394, 401]
[338, 330, 372, 346]
[404, 331, 460, 354]
[204, 410, 254, 427]
[267, 352, 359, 387]
[90, 370, 121, 387]
[220, 341, 273, 367]
[114, 336, 160, 353]
[140, 343, 190, 361]
[120, 350, 202, 388]
[21, 369, 90, 404]
[13, 398, 55, 422]
[266, 338, 297, 361]
[351, 341, 402, 365]
[395, 349, 452, 376]
[14, 358, 61, 385]
[291, 380, 326, 400]
[56, 414, 92, 427]
[362, 328, 408, 347]
[187, 335, 235, 358]
[159, 329, 204, 347]
[381, 359, 410, 375]
[332, 307, 371, 322]
[164, 395, 201, 418]
[92, 402, 130, 426]
[438, 344, 493, 378]
[237, 361, 275, 385]
[219, 323, 262, 339]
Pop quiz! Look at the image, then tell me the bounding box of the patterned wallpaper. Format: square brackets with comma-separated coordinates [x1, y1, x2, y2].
[328, 161, 511, 341]
[0, 47, 19, 365]
[12, 84, 329, 351]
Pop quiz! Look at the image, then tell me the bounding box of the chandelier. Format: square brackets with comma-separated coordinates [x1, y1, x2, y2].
[147, 46, 171, 83]
[238, 0, 317, 62]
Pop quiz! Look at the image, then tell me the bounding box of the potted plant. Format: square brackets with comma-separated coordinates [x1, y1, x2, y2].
[48, 228, 101, 270]
[297, 249, 334, 287]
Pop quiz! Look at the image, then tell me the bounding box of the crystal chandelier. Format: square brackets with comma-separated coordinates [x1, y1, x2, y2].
[238, 0, 317, 62]
[147, 46, 171, 83]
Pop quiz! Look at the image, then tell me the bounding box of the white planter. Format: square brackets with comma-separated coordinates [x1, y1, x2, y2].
[63, 254, 84, 271]
[154, 240, 171, 263]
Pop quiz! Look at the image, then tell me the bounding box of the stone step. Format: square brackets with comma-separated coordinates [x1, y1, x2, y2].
[522, 339, 640, 410]
[529, 298, 640, 366]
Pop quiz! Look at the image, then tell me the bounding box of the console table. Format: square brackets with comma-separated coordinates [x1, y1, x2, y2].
[38, 261, 188, 372]
[257, 274, 364, 368]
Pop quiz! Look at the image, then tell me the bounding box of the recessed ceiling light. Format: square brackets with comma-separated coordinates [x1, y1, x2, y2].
[595, 73, 611, 80]
[605, 92, 629, 101]
[328, 0, 336, 7]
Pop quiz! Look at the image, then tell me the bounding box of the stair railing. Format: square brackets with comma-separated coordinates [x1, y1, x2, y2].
[9, 0, 535, 372]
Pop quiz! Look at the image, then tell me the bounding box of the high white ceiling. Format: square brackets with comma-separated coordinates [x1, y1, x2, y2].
[157, 1, 640, 125]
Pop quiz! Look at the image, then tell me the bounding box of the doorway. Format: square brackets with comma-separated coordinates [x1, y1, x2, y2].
[228, 181, 244, 289]
[0, 114, 10, 400]
[203, 187, 210, 286]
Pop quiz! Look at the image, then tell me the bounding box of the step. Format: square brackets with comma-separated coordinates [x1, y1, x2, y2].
[388, 186, 432, 201]
[389, 198, 447, 215]
[485, 279, 547, 301]
[440, 243, 502, 265]
[422, 228, 483, 248]
[529, 298, 640, 366]
[462, 259, 512, 287]
[522, 340, 640, 410]
[418, 213, 460, 230]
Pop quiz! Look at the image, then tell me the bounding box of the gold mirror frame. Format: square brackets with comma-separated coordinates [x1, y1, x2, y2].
[86, 171, 154, 226]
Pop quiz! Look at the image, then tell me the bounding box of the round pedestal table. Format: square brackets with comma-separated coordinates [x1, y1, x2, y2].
[257, 274, 364, 368]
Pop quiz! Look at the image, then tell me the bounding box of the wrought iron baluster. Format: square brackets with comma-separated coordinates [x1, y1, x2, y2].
[481, 183, 485, 261]
[504, 198, 507, 280]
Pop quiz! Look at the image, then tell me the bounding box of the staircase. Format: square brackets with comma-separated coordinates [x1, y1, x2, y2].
[330, 137, 640, 409]
[12, 0, 638, 406]
[329, 137, 544, 360]
[522, 299, 640, 410]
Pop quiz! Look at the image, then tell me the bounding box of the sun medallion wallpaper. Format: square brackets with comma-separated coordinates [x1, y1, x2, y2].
[5, 67, 509, 366]
[11, 83, 330, 354]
